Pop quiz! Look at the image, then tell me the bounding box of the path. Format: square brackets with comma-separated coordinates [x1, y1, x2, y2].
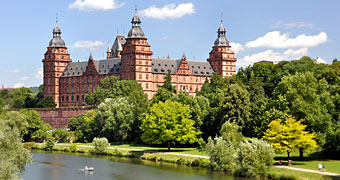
[275, 165, 340, 177]
[164, 152, 209, 159]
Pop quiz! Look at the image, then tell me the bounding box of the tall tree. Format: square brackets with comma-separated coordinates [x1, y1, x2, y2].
[141, 101, 200, 151]
[0, 111, 32, 179]
[263, 115, 317, 161]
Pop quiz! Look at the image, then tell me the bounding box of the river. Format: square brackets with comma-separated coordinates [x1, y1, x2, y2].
[21, 151, 247, 180]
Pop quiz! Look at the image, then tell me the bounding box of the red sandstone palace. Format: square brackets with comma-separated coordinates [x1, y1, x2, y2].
[43, 12, 237, 107]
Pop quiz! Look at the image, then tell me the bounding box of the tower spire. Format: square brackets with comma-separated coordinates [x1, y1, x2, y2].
[220, 13, 223, 25]
[56, 13, 59, 25]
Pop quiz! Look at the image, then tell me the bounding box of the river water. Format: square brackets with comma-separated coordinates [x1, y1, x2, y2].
[21, 151, 247, 180]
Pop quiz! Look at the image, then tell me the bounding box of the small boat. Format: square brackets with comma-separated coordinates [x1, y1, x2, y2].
[85, 166, 94, 171]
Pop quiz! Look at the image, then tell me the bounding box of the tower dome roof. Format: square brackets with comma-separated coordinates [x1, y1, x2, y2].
[214, 23, 229, 46]
[127, 12, 145, 38]
[49, 25, 66, 47]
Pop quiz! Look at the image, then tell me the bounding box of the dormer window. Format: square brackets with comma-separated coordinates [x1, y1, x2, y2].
[154, 69, 158, 72]
[198, 66, 200, 69]
[161, 69, 165, 72]
[204, 67, 206, 69]
[165, 64, 167, 67]
[192, 66, 194, 68]
[158, 64, 161, 66]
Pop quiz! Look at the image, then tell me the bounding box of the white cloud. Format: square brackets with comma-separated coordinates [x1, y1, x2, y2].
[34, 67, 43, 79]
[245, 31, 327, 49]
[230, 42, 244, 53]
[70, 41, 106, 50]
[69, 0, 125, 11]
[237, 48, 308, 67]
[13, 83, 24, 88]
[273, 20, 315, 29]
[20, 77, 32, 81]
[315, 57, 326, 64]
[140, 3, 195, 19]
[10, 69, 20, 73]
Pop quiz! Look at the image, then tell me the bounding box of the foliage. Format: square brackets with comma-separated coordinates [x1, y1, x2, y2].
[273, 72, 333, 145]
[152, 70, 177, 104]
[45, 135, 55, 151]
[36, 96, 56, 108]
[232, 139, 275, 178]
[68, 144, 78, 153]
[68, 110, 97, 142]
[206, 136, 236, 170]
[52, 128, 70, 143]
[96, 97, 136, 142]
[0, 111, 32, 179]
[19, 109, 51, 142]
[263, 115, 317, 161]
[92, 137, 109, 155]
[220, 121, 243, 147]
[141, 101, 200, 151]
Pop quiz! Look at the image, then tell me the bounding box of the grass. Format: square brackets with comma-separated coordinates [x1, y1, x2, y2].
[57, 143, 207, 156]
[270, 167, 337, 180]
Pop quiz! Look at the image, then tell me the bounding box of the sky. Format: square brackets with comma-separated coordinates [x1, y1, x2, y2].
[1, 0, 339, 88]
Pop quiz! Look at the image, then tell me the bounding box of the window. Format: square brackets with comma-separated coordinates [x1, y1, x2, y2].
[146, 74, 148, 80]
[66, 96, 69, 101]
[139, 74, 142, 79]
[82, 95, 84, 100]
[76, 95, 79, 101]
[146, 83, 149, 89]
[62, 96, 64, 101]
[71, 96, 74, 101]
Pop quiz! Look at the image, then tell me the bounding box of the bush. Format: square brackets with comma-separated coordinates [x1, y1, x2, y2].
[232, 139, 274, 178]
[24, 142, 36, 150]
[45, 136, 55, 151]
[68, 144, 78, 153]
[91, 137, 109, 155]
[206, 136, 236, 170]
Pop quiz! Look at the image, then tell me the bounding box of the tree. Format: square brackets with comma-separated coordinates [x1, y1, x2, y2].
[152, 70, 177, 104]
[273, 72, 333, 145]
[0, 111, 32, 179]
[206, 136, 236, 170]
[220, 121, 243, 147]
[263, 115, 317, 162]
[45, 135, 55, 151]
[52, 128, 70, 143]
[218, 83, 252, 136]
[141, 101, 200, 151]
[68, 110, 97, 142]
[36, 96, 56, 108]
[20, 109, 50, 142]
[96, 97, 136, 142]
[232, 139, 274, 178]
[92, 137, 109, 155]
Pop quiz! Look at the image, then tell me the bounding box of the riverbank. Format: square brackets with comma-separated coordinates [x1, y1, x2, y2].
[24, 142, 340, 180]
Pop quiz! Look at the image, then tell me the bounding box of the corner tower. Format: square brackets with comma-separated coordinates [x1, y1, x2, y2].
[42, 22, 72, 107]
[121, 9, 153, 97]
[208, 20, 237, 78]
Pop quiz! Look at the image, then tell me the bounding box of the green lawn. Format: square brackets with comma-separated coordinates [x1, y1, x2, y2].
[57, 143, 206, 155]
[271, 167, 335, 180]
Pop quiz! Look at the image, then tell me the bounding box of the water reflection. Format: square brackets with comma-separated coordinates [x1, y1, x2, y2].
[22, 151, 246, 180]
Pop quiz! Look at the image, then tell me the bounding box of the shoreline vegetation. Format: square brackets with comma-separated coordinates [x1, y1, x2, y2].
[24, 142, 340, 180]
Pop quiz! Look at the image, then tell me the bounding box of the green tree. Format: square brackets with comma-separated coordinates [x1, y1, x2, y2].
[20, 109, 50, 142]
[263, 115, 317, 162]
[206, 136, 236, 170]
[220, 121, 243, 147]
[68, 110, 97, 142]
[152, 70, 177, 104]
[45, 135, 55, 151]
[52, 128, 70, 143]
[273, 72, 333, 145]
[36, 96, 56, 108]
[96, 97, 135, 142]
[232, 139, 274, 178]
[141, 101, 200, 151]
[92, 137, 109, 155]
[0, 111, 32, 179]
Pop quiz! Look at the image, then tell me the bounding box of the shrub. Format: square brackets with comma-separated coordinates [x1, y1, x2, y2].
[24, 142, 36, 150]
[92, 137, 109, 155]
[232, 139, 274, 178]
[68, 144, 78, 153]
[45, 136, 55, 151]
[206, 136, 236, 170]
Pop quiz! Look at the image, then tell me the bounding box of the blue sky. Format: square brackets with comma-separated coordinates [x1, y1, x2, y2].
[1, 0, 339, 88]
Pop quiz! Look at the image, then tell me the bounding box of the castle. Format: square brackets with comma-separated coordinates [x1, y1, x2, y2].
[43, 12, 237, 107]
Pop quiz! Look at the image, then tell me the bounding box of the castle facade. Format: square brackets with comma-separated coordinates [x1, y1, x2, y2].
[43, 12, 237, 107]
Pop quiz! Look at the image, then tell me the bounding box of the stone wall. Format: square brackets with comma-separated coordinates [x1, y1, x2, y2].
[32, 107, 93, 129]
